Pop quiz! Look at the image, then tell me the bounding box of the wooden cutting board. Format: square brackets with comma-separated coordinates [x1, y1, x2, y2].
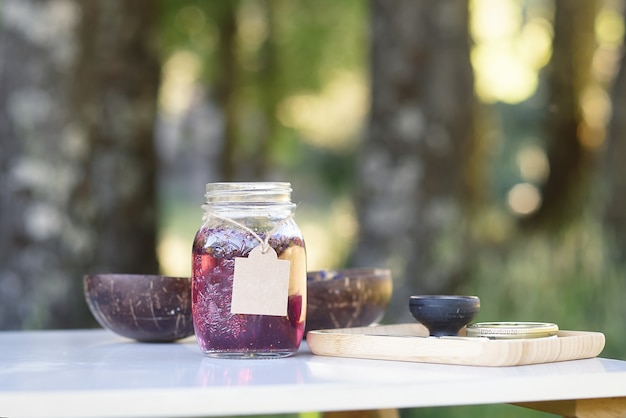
[306, 323, 605, 367]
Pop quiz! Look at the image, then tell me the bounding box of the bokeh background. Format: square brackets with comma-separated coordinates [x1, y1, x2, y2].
[2, 0, 626, 416]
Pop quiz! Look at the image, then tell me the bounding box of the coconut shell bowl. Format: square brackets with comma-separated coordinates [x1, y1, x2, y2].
[83, 274, 194, 342]
[305, 268, 393, 336]
[409, 295, 481, 337]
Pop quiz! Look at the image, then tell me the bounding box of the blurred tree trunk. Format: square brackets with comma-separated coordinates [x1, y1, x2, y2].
[256, 0, 281, 179]
[0, 0, 160, 329]
[603, 19, 626, 260]
[523, 0, 600, 231]
[213, 1, 240, 181]
[351, 0, 475, 322]
[211, 0, 276, 181]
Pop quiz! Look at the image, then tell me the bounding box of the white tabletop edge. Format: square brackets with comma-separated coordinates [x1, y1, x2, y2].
[1, 329, 626, 418]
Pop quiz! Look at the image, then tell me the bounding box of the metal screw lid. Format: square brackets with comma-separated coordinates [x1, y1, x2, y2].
[466, 322, 559, 339]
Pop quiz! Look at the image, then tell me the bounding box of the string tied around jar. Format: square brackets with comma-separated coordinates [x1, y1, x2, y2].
[201, 207, 293, 254]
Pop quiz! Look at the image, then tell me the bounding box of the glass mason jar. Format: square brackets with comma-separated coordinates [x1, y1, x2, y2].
[191, 182, 307, 358]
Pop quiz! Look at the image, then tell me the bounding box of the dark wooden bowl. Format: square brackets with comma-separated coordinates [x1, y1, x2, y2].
[409, 295, 480, 337]
[83, 274, 194, 342]
[306, 268, 392, 335]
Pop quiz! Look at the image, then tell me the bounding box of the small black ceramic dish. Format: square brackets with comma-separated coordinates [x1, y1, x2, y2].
[409, 295, 481, 337]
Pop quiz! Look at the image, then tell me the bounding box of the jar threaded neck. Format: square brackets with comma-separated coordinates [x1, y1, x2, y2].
[204, 182, 292, 204]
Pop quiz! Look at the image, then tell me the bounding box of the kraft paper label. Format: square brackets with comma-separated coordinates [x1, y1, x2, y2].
[231, 245, 291, 316]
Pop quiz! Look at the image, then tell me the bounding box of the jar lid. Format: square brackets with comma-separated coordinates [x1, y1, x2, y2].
[466, 322, 559, 339]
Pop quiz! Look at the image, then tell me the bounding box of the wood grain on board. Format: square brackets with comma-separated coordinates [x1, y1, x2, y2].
[306, 323, 605, 367]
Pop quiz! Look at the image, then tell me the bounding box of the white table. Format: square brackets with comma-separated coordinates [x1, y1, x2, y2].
[1, 329, 626, 418]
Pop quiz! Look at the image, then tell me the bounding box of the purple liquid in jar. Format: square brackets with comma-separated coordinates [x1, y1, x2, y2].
[192, 225, 306, 358]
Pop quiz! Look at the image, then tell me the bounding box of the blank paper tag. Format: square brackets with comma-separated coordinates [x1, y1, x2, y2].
[231, 245, 291, 316]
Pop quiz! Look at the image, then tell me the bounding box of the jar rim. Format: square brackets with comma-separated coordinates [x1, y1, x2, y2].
[204, 182, 293, 205]
[206, 182, 291, 193]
